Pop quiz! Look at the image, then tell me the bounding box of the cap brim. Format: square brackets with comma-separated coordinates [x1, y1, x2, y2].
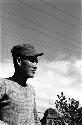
[35, 53, 44, 57]
[19, 53, 44, 58]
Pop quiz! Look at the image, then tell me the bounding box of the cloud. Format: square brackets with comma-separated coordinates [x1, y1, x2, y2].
[28, 58, 82, 115]
[0, 59, 14, 78]
[0, 58, 82, 117]
[36, 58, 82, 88]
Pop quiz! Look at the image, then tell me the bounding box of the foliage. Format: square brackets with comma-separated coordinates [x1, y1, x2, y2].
[55, 92, 82, 125]
[41, 92, 82, 125]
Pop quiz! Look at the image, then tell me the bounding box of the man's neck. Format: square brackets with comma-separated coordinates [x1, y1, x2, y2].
[11, 72, 28, 87]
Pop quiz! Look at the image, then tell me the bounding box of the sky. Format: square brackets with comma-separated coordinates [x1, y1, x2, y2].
[0, 0, 82, 118]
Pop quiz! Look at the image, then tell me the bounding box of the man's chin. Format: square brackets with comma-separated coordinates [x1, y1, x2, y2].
[28, 74, 35, 78]
[29, 76, 34, 78]
[25, 72, 35, 78]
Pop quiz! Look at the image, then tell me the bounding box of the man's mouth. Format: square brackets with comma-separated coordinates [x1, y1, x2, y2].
[31, 70, 36, 73]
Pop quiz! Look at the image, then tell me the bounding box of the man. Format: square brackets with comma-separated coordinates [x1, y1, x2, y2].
[0, 43, 43, 125]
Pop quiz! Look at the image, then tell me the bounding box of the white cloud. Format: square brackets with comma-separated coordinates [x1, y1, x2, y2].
[0, 60, 14, 78]
[0, 58, 82, 117]
[28, 58, 82, 115]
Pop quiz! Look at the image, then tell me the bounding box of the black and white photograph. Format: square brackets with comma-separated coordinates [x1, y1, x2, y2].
[0, 0, 82, 124]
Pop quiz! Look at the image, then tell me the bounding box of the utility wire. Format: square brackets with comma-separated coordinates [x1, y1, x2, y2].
[2, 30, 81, 57]
[1, 9, 82, 45]
[0, 15, 81, 53]
[40, 0, 82, 22]
[17, 0, 82, 32]
[1, 16, 81, 60]
[1, 27, 81, 61]
[2, 29, 81, 70]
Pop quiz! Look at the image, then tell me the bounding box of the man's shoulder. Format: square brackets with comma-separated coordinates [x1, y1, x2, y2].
[0, 77, 11, 84]
[0, 77, 6, 84]
[0, 77, 14, 89]
[0, 78, 7, 92]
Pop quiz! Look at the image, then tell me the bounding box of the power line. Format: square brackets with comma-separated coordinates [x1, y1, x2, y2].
[1, 8, 82, 45]
[1, 30, 81, 64]
[34, 37, 81, 54]
[17, 0, 82, 32]
[0, 15, 81, 54]
[40, 0, 82, 22]
[2, 30, 81, 56]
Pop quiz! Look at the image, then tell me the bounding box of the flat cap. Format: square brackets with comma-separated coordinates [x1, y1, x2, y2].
[11, 43, 43, 58]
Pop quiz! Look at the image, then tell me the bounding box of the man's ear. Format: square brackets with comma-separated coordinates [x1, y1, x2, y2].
[17, 57, 21, 66]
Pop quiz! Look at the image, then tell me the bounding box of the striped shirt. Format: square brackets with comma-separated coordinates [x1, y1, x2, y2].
[0, 78, 41, 125]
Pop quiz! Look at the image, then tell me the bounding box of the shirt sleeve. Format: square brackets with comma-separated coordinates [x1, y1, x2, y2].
[0, 78, 6, 99]
[33, 88, 41, 125]
[34, 99, 41, 125]
[0, 78, 7, 121]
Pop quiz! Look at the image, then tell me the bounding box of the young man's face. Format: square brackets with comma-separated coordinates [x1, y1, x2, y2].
[20, 56, 38, 78]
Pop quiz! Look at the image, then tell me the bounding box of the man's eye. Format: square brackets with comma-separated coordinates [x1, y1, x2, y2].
[29, 58, 38, 63]
[22, 56, 38, 63]
[30, 59, 38, 63]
